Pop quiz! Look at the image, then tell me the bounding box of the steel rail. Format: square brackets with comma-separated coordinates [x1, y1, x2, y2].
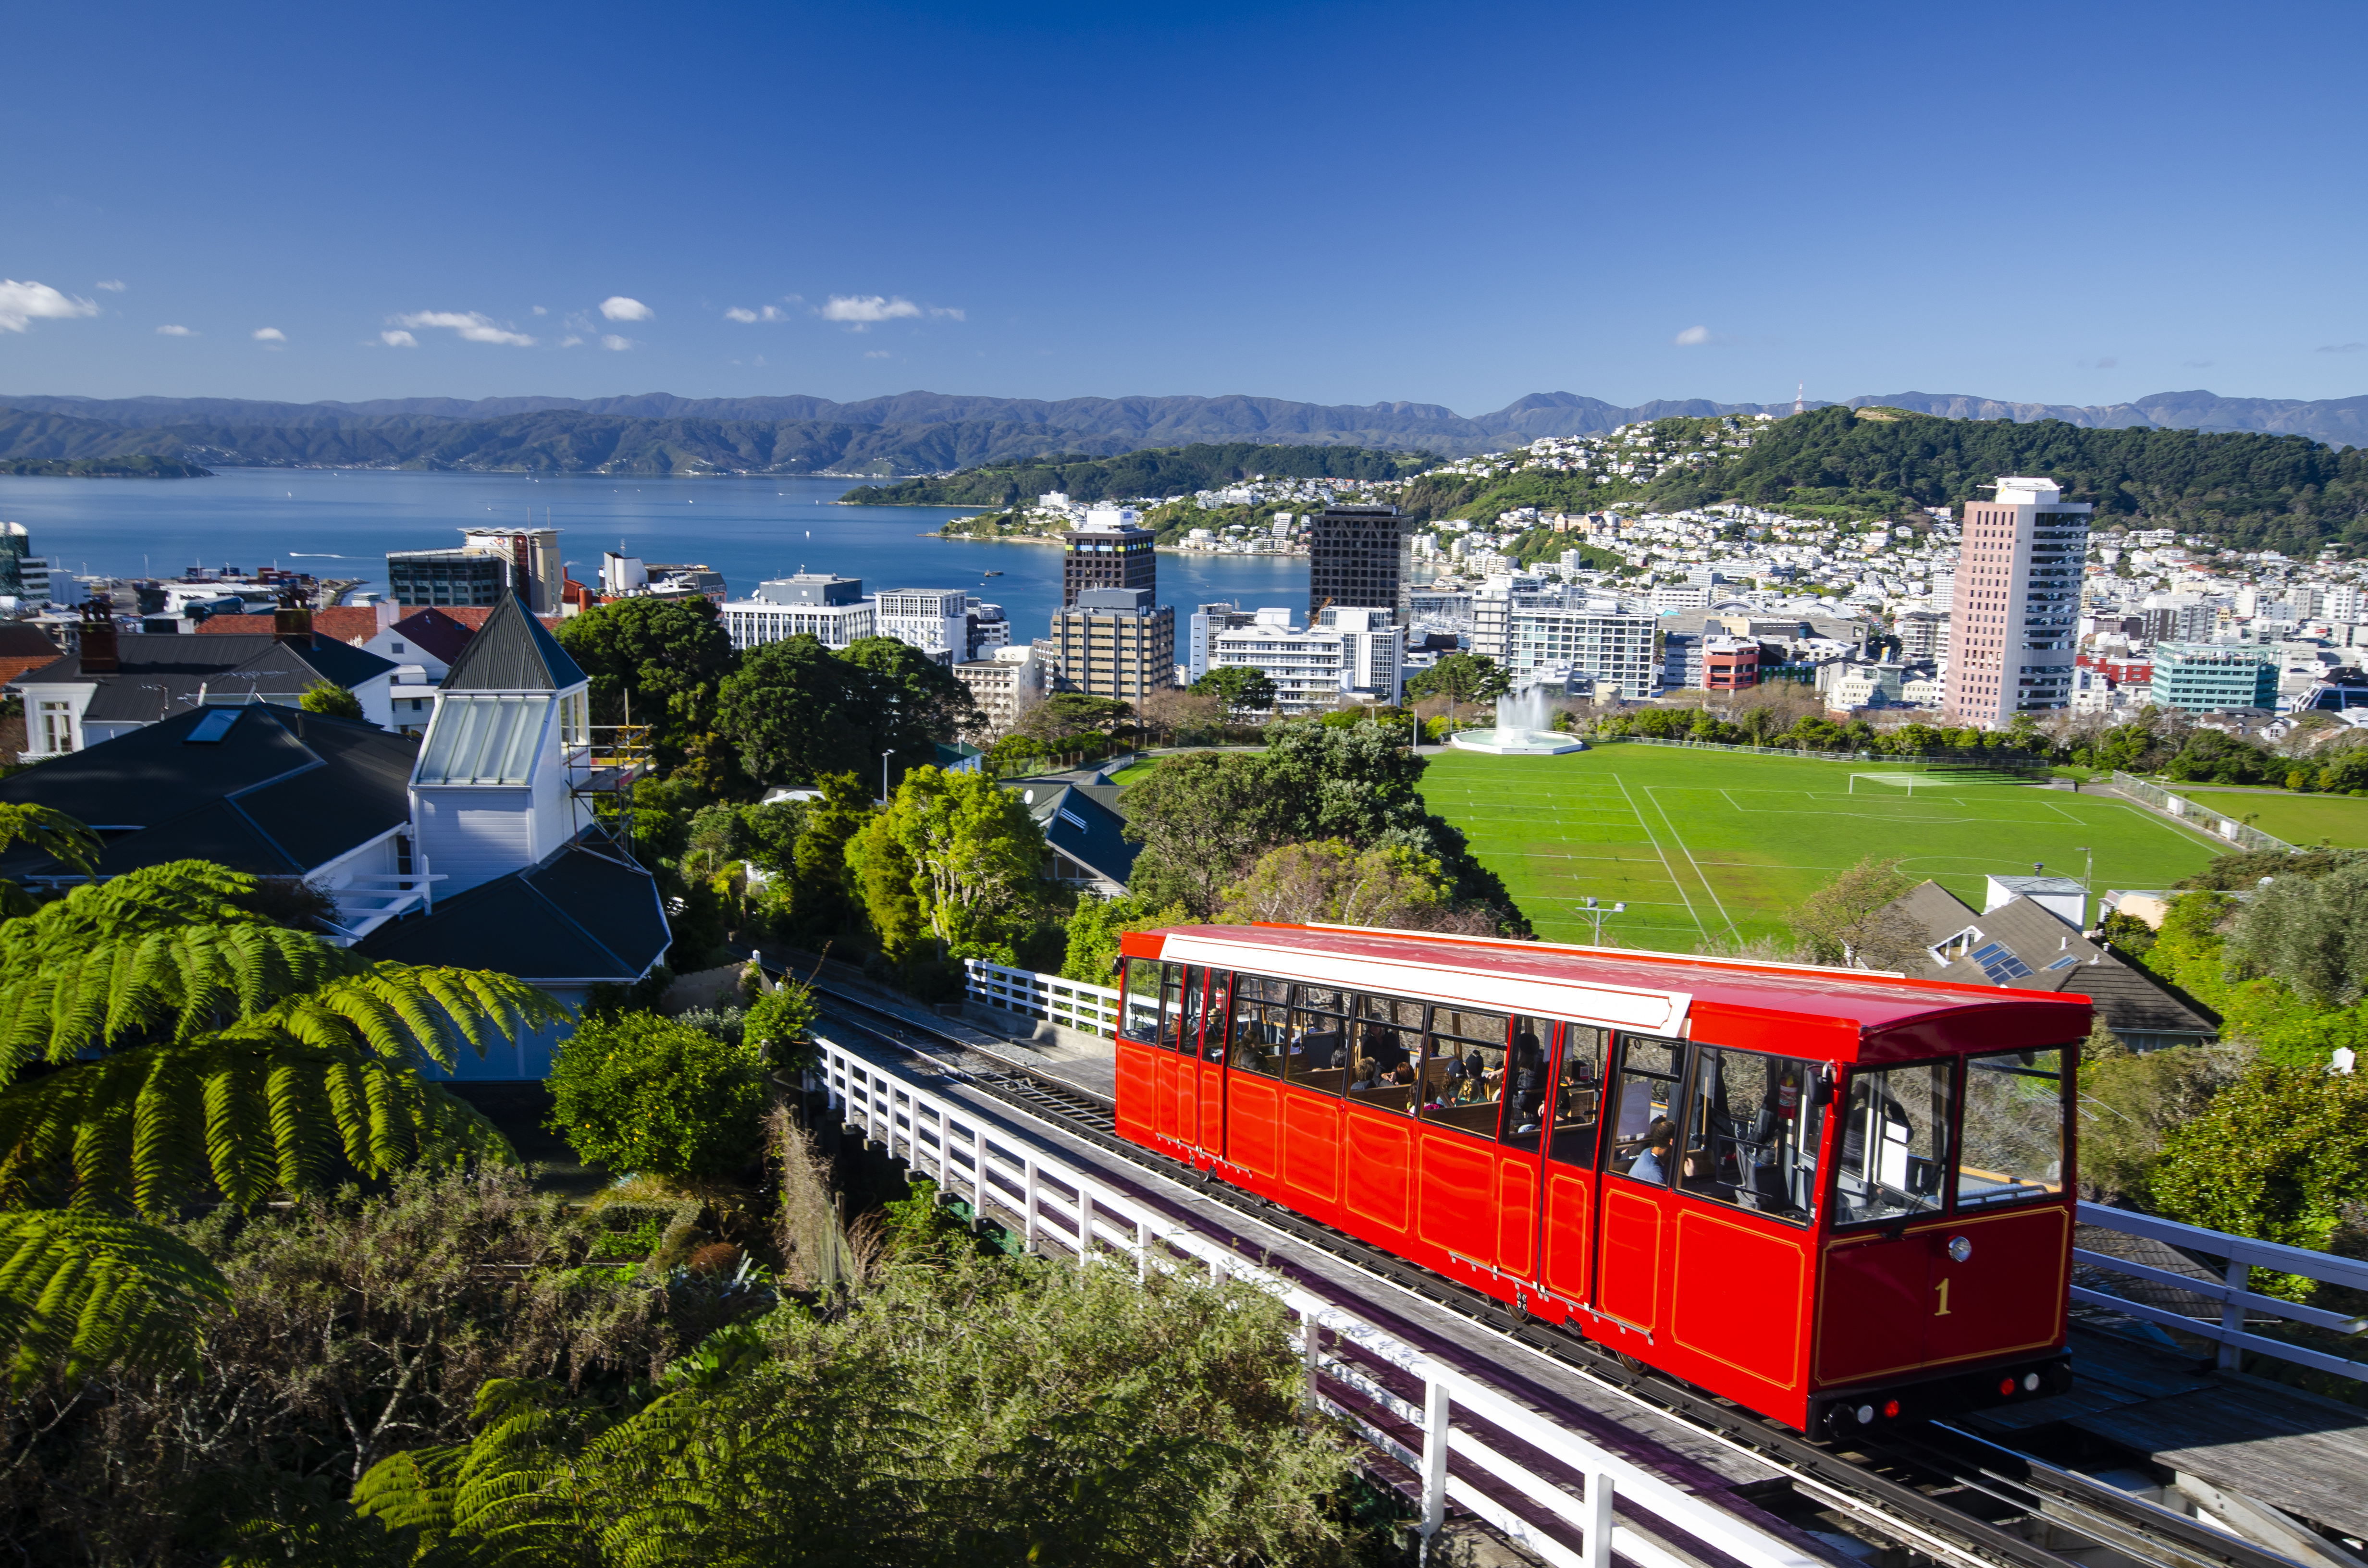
[802, 984, 2313, 1568]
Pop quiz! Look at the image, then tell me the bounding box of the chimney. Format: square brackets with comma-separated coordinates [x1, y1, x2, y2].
[274, 600, 315, 647]
[79, 599, 119, 674]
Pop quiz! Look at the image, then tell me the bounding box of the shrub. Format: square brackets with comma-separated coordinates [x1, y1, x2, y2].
[2150, 1062, 2368, 1295]
[547, 1012, 772, 1179]
[741, 979, 818, 1071]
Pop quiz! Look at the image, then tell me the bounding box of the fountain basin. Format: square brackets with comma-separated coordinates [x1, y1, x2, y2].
[1448, 728, 1587, 756]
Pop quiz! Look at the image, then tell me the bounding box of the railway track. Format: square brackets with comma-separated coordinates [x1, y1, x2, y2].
[804, 985, 2306, 1568]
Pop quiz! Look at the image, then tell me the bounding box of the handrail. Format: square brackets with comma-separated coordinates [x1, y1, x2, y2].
[962, 959, 1120, 1039]
[2073, 1201, 2368, 1379]
[812, 1036, 1825, 1568]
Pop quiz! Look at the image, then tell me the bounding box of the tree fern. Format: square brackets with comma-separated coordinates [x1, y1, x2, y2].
[0, 1211, 231, 1386]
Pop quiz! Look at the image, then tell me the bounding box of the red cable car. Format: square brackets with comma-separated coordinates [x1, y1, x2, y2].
[1112, 923, 2084, 1435]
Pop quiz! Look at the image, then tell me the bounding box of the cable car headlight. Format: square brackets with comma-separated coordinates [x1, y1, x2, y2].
[1855, 1404, 1875, 1425]
[1948, 1236, 1972, 1262]
[2023, 1373, 2041, 1392]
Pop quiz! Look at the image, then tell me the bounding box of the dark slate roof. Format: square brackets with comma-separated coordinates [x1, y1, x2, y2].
[0, 624, 61, 659]
[441, 595, 586, 692]
[389, 608, 479, 666]
[1880, 879, 2220, 1042]
[0, 703, 416, 878]
[357, 838, 669, 982]
[13, 633, 397, 725]
[1006, 775, 1138, 886]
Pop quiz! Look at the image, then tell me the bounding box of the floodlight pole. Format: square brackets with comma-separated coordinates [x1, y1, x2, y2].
[2074, 845, 2093, 930]
[881, 748, 895, 805]
[1580, 895, 1626, 945]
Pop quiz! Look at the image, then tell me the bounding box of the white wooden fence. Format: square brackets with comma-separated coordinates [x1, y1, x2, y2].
[2074, 1202, 2368, 1380]
[2109, 772, 2297, 853]
[962, 959, 1121, 1038]
[811, 1037, 1827, 1568]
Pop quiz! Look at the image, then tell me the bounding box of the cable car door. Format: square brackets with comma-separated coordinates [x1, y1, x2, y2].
[1592, 1035, 1686, 1335]
[1190, 970, 1231, 1167]
[1492, 1017, 1553, 1286]
[1154, 964, 1205, 1157]
[1537, 1025, 1607, 1311]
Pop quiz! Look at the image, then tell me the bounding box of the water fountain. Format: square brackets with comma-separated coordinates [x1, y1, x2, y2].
[1447, 684, 1588, 755]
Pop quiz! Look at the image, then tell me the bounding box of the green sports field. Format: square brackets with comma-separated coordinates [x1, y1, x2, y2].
[2164, 786, 2368, 849]
[1418, 745, 2232, 948]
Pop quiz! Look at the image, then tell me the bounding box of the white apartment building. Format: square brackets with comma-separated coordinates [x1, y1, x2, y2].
[875, 588, 969, 666]
[952, 643, 1045, 731]
[1476, 576, 1655, 699]
[1942, 477, 2090, 727]
[721, 573, 876, 651]
[1209, 607, 1403, 714]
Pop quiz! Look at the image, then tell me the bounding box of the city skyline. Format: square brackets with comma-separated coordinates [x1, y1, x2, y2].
[2, 0, 2366, 413]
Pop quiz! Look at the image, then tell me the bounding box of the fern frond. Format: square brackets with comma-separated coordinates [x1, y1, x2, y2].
[0, 1210, 231, 1386]
[0, 803, 102, 877]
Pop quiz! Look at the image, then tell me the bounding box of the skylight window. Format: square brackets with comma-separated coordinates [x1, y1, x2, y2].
[415, 695, 549, 785]
[184, 709, 241, 745]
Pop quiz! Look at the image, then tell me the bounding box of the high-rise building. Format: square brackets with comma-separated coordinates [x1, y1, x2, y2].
[874, 588, 970, 666]
[1185, 602, 1252, 682]
[1208, 607, 1402, 715]
[720, 574, 876, 650]
[1942, 478, 2091, 727]
[2149, 643, 2277, 712]
[1061, 507, 1156, 608]
[1307, 504, 1410, 622]
[1050, 586, 1174, 700]
[387, 527, 560, 612]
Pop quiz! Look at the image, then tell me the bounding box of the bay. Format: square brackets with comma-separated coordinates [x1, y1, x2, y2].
[0, 469, 1310, 642]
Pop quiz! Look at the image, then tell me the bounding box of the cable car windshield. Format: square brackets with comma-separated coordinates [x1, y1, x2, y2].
[1957, 1049, 2068, 1209]
[1833, 1061, 1952, 1226]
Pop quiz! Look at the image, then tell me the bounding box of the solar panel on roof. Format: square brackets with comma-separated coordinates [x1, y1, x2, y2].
[1970, 941, 2034, 984]
[184, 708, 241, 744]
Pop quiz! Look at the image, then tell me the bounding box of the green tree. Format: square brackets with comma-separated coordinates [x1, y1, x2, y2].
[716, 635, 975, 790]
[1216, 839, 1460, 929]
[838, 636, 980, 781]
[2227, 860, 2368, 1006]
[298, 681, 366, 721]
[2151, 1063, 2368, 1287]
[1190, 665, 1278, 716]
[775, 772, 874, 949]
[0, 856, 561, 1385]
[555, 596, 738, 763]
[1061, 891, 1187, 983]
[1121, 751, 1279, 918]
[1405, 652, 1510, 724]
[546, 1011, 773, 1180]
[845, 766, 1044, 959]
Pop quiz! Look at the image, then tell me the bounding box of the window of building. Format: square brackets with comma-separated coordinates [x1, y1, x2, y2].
[414, 694, 550, 785]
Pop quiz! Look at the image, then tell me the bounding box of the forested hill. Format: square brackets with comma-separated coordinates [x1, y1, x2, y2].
[839, 443, 1437, 507]
[1646, 407, 2368, 553]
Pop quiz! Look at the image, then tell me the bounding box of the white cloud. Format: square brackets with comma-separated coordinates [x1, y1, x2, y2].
[0, 279, 101, 333]
[599, 334, 634, 351]
[155, 324, 196, 336]
[531, 305, 548, 315]
[725, 304, 792, 323]
[599, 295, 653, 322]
[864, 349, 892, 359]
[2317, 342, 2364, 355]
[559, 335, 584, 348]
[393, 310, 536, 347]
[252, 327, 287, 343]
[381, 329, 418, 348]
[931, 306, 965, 321]
[723, 306, 758, 323]
[821, 294, 925, 325]
[1673, 324, 1711, 346]
[95, 279, 126, 292]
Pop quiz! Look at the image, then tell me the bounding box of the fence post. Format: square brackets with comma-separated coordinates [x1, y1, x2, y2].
[1022, 1158, 1040, 1253]
[1301, 1313, 1322, 1412]
[1586, 1468, 1616, 1568]
[1077, 1188, 1096, 1263]
[2219, 1253, 2247, 1371]
[1136, 1216, 1149, 1280]
[969, 1122, 986, 1215]
[1419, 1375, 1451, 1539]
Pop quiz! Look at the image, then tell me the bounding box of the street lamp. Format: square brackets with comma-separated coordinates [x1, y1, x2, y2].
[1580, 895, 1626, 944]
[2072, 845, 2093, 929]
[881, 748, 895, 804]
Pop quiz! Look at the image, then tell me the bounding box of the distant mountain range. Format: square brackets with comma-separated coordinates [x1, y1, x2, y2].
[4, 387, 2366, 476]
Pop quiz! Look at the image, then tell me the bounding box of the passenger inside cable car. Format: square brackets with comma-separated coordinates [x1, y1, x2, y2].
[1835, 1063, 1948, 1224]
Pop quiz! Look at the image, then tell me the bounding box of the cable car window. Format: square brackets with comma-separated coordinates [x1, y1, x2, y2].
[1419, 1006, 1508, 1139]
[1833, 1060, 1952, 1226]
[1677, 1046, 1823, 1224]
[1956, 1049, 2067, 1210]
[1499, 1020, 1551, 1151]
[1344, 996, 1424, 1115]
[1607, 1037, 1684, 1185]
[1225, 974, 1290, 1078]
[1286, 984, 1351, 1094]
[1547, 1026, 1605, 1168]
[1197, 972, 1234, 1061]
[1176, 968, 1209, 1056]
[1120, 958, 1166, 1047]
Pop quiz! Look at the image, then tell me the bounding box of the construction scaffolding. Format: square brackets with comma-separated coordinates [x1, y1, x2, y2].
[567, 722, 655, 863]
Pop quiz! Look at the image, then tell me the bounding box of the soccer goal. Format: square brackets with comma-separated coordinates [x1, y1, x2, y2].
[1849, 771, 1932, 796]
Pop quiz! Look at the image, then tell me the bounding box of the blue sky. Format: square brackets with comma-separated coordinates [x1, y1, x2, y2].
[3, 0, 2364, 414]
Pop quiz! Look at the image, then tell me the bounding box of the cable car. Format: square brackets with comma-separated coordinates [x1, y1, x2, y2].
[1111, 923, 2084, 1436]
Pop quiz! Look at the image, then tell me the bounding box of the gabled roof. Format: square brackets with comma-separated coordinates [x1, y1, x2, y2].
[0, 703, 416, 878]
[11, 634, 396, 723]
[387, 608, 480, 666]
[1007, 773, 1137, 887]
[197, 607, 385, 644]
[440, 595, 586, 692]
[357, 838, 668, 982]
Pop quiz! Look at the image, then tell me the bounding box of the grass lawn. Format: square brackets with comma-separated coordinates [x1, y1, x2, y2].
[1415, 745, 2232, 948]
[2163, 786, 2368, 849]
